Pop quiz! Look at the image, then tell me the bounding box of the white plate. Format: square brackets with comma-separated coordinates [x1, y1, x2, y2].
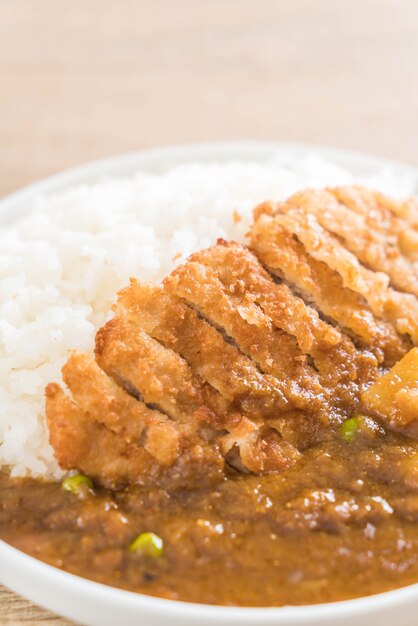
[1, 141, 417, 626]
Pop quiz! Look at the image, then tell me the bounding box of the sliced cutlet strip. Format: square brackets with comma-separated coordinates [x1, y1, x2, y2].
[163, 262, 326, 416]
[95, 316, 226, 427]
[332, 187, 418, 267]
[249, 212, 410, 366]
[46, 382, 225, 490]
[114, 280, 291, 423]
[330, 186, 418, 264]
[276, 188, 418, 296]
[95, 315, 301, 473]
[375, 190, 418, 231]
[184, 240, 377, 395]
[62, 352, 182, 465]
[46, 382, 162, 487]
[272, 207, 418, 346]
[163, 252, 345, 445]
[116, 280, 323, 454]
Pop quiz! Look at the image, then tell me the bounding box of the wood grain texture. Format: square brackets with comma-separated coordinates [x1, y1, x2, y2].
[1, 0, 418, 200]
[1, 0, 417, 623]
[0, 585, 74, 625]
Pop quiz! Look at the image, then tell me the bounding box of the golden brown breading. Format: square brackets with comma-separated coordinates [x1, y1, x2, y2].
[62, 352, 180, 463]
[277, 187, 418, 296]
[115, 279, 320, 453]
[165, 262, 325, 412]
[332, 185, 418, 242]
[181, 240, 377, 394]
[47, 313, 302, 481]
[46, 375, 225, 490]
[45, 185, 418, 490]
[165, 254, 372, 427]
[375, 189, 418, 230]
[95, 316, 222, 426]
[46, 382, 162, 487]
[268, 206, 418, 345]
[114, 280, 290, 423]
[249, 211, 411, 366]
[95, 313, 301, 472]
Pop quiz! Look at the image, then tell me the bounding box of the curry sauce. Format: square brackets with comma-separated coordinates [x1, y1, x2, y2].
[1, 426, 418, 606]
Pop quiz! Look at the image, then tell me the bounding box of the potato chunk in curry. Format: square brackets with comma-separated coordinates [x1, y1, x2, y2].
[362, 348, 418, 438]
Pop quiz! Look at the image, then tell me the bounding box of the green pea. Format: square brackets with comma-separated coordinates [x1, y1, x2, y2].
[339, 416, 361, 442]
[128, 532, 164, 558]
[62, 472, 94, 496]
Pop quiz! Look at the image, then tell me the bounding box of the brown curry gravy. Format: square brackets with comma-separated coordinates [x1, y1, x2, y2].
[1, 425, 418, 606]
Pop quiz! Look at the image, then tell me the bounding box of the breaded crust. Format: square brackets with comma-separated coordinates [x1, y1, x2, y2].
[271, 205, 418, 343]
[103, 295, 303, 465]
[250, 212, 411, 366]
[116, 280, 291, 421]
[45, 185, 418, 486]
[280, 187, 418, 294]
[176, 240, 377, 397]
[46, 374, 225, 489]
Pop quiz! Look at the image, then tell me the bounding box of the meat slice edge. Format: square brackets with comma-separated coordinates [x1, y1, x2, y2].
[275, 187, 418, 296]
[249, 211, 411, 367]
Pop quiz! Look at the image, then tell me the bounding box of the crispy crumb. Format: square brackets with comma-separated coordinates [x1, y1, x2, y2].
[233, 209, 242, 224]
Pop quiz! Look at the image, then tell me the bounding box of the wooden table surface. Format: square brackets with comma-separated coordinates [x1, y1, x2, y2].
[1, 0, 417, 623]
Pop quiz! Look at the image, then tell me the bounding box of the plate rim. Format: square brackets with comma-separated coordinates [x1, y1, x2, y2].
[2, 537, 418, 620]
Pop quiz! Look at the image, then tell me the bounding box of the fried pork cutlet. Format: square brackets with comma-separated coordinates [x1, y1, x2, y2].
[250, 210, 412, 367]
[61, 353, 180, 456]
[46, 365, 224, 490]
[114, 281, 290, 423]
[46, 383, 224, 489]
[165, 241, 377, 410]
[97, 305, 301, 472]
[46, 185, 418, 490]
[280, 188, 418, 295]
[46, 382, 159, 485]
[331, 186, 418, 253]
[267, 197, 418, 343]
[114, 280, 316, 451]
[95, 317, 224, 426]
[47, 304, 301, 483]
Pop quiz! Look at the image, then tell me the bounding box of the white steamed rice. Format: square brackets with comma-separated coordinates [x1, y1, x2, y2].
[0, 153, 416, 479]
